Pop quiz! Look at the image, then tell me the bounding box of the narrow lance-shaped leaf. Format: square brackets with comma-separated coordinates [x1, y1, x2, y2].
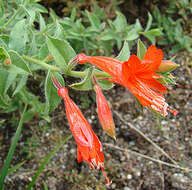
[137, 39, 147, 60]
[144, 12, 153, 32]
[0, 105, 27, 189]
[46, 35, 76, 71]
[116, 41, 130, 62]
[140, 28, 163, 44]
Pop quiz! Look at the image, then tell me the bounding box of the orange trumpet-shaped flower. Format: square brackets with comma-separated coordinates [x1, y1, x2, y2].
[94, 83, 116, 139]
[76, 46, 178, 116]
[52, 76, 111, 185]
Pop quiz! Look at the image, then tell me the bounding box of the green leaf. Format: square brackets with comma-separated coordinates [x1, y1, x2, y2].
[137, 39, 147, 60]
[114, 11, 127, 32]
[0, 105, 27, 190]
[8, 19, 29, 54]
[4, 72, 17, 95]
[145, 12, 153, 32]
[116, 41, 130, 62]
[70, 8, 76, 22]
[31, 3, 48, 13]
[8, 50, 31, 74]
[140, 28, 163, 44]
[26, 135, 72, 190]
[7, 161, 26, 176]
[69, 67, 94, 91]
[43, 182, 49, 190]
[39, 44, 49, 60]
[0, 47, 9, 63]
[25, 9, 36, 25]
[0, 35, 9, 50]
[0, 95, 7, 108]
[0, 119, 6, 127]
[125, 29, 139, 41]
[39, 13, 46, 32]
[44, 71, 64, 114]
[12, 75, 28, 96]
[86, 10, 100, 29]
[0, 69, 8, 95]
[98, 79, 114, 90]
[46, 35, 76, 72]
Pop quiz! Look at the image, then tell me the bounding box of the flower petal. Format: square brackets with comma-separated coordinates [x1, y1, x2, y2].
[141, 45, 163, 72]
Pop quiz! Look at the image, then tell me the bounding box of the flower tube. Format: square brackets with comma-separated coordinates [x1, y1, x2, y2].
[52, 76, 111, 185]
[93, 77, 116, 139]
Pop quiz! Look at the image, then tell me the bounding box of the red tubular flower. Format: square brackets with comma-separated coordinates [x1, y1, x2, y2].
[52, 76, 111, 185]
[94, 81, 116, 139]
[76, 46, 178, 116]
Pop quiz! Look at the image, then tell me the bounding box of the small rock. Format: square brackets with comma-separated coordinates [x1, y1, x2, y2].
[70, 149, 75, 154]
[171, 173, 191, 189]
[129, 141, 135, 146]
[127, 174, 132, 179]
[123, 187, 132, 190]
[88, 118, 92, 124]
[111, 183, 116, 189]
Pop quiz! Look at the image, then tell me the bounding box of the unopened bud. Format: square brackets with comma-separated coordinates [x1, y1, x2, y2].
[44, 55, 53, 62]
[5, 59, 11, 65]
[156, 60, 179, 73]
[94, 84, 116, 139]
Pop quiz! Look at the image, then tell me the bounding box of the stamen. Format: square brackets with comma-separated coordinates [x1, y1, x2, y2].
[91, 158, 97, 168]
[98, 162, 104, 169]
[89, 162, 95, 169]
[101, 167, 112, 186]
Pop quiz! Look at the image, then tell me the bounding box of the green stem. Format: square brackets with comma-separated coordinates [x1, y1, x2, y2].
[22, 55, 61, 72]
[68, 70, 110, 78]
[22, 56, 111, 78]
[4, 6, 23, 28]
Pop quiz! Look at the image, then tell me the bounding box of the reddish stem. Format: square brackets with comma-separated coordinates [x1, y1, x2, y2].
[52, 75, 62, 89]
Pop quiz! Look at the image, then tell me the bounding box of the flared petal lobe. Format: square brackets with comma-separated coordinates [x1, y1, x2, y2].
[141, 45, 163, 72]
[94, 84, 116, 139]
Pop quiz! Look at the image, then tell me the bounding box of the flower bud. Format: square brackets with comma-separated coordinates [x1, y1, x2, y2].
[94, 84, 116, 140]
[156, 60, 179, 73]
[5, 59, 11, 65]
[44, 55, 53, 62]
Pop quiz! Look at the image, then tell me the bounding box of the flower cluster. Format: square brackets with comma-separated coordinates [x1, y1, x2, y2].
[52, 45, 178, 185]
